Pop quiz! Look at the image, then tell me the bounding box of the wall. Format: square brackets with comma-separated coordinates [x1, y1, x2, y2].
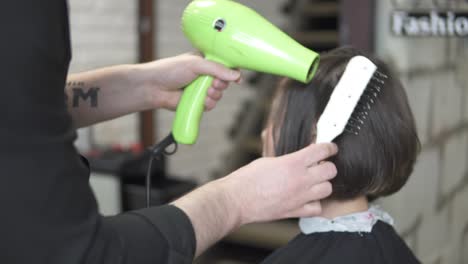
[375, 1, 468, 263]
[156, 0, 287, 182]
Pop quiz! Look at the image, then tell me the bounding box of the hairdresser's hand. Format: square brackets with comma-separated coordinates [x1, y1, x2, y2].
[224, 143, 338, 224]
[173, 142, 337, 256]
[135, 53, 242, 111]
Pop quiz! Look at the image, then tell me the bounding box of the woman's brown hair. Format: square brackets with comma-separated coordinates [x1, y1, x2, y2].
[269, 47, 421, 200]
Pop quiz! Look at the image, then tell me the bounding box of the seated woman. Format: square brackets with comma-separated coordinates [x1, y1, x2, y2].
[260, 47, 421, 263]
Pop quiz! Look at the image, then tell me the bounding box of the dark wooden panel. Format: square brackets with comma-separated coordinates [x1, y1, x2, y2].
[138, 0, 155, 147]
[340, 0, 375, 52]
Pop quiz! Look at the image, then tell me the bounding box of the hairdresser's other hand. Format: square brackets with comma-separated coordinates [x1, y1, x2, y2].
[223, 143, 338, 224]
[135, 53, 241, 111]
[172, 143, 337, 256]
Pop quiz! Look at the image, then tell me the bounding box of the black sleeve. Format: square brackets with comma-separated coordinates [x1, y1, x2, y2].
[83, 205, 196, 264]
[0, 1, 196, 263]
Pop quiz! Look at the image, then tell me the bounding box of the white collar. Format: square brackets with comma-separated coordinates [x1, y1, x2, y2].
[299, 205, 394, 234]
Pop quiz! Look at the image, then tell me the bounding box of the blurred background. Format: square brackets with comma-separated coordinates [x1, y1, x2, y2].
[69, 0, 468, 263]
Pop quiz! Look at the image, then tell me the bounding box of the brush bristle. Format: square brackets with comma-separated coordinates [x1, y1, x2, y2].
[344, 70, 387, 135]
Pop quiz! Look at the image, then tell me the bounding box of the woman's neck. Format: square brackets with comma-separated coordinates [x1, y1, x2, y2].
[318, 196, 369, 219]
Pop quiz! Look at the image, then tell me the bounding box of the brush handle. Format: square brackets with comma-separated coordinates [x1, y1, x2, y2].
[172, 74, 214, 145]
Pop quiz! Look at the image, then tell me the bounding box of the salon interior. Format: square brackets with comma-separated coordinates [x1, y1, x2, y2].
[71, 0, 468, 263]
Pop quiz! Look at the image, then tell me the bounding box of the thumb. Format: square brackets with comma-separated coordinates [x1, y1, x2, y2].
[192, 59, 241, 81]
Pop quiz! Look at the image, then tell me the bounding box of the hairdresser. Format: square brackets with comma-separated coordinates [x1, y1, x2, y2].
[0, 1, 337, 264]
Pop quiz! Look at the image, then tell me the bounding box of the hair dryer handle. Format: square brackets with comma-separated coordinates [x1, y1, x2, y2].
[172, 74, 214, 145]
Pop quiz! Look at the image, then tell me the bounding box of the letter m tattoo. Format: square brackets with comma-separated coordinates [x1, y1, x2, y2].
[72, 87, 100, 108]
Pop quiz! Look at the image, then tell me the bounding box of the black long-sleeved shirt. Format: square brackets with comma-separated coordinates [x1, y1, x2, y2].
[0, 1, 196, 263]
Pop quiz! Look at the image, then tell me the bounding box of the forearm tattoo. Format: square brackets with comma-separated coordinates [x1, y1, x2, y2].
[65, 81, 100, 108]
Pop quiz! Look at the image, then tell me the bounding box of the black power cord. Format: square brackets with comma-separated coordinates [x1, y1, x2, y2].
[145, 133, 178, 208]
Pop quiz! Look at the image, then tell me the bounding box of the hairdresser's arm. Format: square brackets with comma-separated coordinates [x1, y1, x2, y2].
[66, 53, 241, 128]
[173, 143, 338, 257]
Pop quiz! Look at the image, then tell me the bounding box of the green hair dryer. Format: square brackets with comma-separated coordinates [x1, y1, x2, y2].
[173, 0, 320, 145]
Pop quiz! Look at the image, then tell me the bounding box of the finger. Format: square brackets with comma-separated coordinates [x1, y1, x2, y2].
[193, 59, 241, 82]
[207, 87, 223, 101]
[212, 79, 229, 91]
[204, 97, 217, 111]
[286, 181, 332, 218]
[285, 202, 322, 218]
[295, 143, 338, 167]
[233, 68, 243, 84]
[307, 161, 337, 184]
[306, 181, 333, 202]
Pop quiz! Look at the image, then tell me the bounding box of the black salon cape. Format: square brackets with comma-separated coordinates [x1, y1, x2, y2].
[0, 1, 195, 263]
[261, 221, 421, 264]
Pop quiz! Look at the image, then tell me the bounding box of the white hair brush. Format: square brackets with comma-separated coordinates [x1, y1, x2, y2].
[315, 55, 387, 143]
